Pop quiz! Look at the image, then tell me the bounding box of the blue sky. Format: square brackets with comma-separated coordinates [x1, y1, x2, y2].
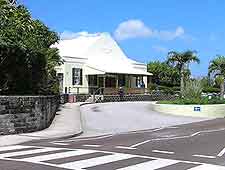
[20, 0, 225, 76]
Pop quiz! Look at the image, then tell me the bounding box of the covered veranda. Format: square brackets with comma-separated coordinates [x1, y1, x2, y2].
[86, 66, 152, 95]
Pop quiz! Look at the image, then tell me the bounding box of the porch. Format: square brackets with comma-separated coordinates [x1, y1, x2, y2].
[87, 74, 149, 95]
[67, 73, 150, 95]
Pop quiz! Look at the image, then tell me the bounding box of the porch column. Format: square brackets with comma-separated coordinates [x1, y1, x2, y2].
[116, 75, 119, 88]
[126, 75, 131, 88]
[103, 76, 106, 88]
[143, 76, 147, 88]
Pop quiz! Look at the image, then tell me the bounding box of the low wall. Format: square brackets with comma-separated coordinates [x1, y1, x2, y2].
[102, 94, 177, 103]
[152, 103, 225, 118]
[69, 93, 177, 103]
[0, 96, 59, 135]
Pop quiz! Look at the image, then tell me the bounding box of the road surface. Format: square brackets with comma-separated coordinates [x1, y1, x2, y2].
[1, 118, 225, 169]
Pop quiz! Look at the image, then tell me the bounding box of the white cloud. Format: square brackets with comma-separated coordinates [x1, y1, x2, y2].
[60, 31, 100, 40]
[114, 19, 186, 41]
[152, 45, 168, 53]
[154, 26, 185, 41]
[114, 19, 152, 40]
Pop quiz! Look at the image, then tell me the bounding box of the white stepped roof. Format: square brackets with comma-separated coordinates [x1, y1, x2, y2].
[54, 32, 152, 75]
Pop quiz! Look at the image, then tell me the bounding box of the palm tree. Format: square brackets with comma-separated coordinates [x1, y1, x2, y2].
[208, 55, 225, 100]
[167, 50, 200, 96]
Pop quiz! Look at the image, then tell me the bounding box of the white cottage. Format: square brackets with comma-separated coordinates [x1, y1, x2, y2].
[54, 33, 152, 94]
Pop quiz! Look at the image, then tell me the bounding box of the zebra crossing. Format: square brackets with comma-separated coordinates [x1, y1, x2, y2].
[0, 145, 224, 170]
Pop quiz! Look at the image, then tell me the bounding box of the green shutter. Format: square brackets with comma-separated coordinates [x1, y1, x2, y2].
[80, 69, 83, 85]
[72, 68, 75, 85]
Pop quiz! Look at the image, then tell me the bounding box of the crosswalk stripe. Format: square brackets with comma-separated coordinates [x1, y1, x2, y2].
[0, 145, 33, 152]
[117, 159, 180, 170]
[188, 164, 225, 170]
[1, 146, 225, 170]
[59, 153, 136, 170]
[20, 149, 97, 163]
[0, 147, 63, 158]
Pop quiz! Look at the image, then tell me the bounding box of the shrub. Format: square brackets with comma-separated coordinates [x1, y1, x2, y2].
[202, 86, 220, 93]
[183, 80, 203, 100]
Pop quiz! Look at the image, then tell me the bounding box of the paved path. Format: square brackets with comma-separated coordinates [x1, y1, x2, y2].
[80, 102, 209, 135]
[1, 118, 225, 169]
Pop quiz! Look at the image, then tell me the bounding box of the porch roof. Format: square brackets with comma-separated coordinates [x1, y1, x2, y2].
[84, 65, 152, 76]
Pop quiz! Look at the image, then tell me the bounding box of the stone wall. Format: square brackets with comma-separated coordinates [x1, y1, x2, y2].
[0, 96, 59, 135]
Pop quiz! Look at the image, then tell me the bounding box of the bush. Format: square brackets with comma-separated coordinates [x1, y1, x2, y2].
[148, 84, 178, 94]
[202, 86, 220, 93]
[183, 80, 203, 100]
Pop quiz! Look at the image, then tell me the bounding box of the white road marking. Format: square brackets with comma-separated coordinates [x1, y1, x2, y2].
[0, 147, 63, 158]
[152, 150, 174, 154]
[50, 142, 69, 146]
[2, 145, 225, 170]
[21, 149, 96, 162]
[55, 134, 115, 143]
[119, 127, 165, 135]
[130, 140, 151, 148]
[83, 144, 101, 147]
[115, 146, 137, 150]
[58, 153, 136, 170]
[128, 128, 225, 148]
[117, 158, 179, 170]
[193, 154, 216, 159]
[217, 147, 225, 157]
[188, 164, 225, 170]
[54, 127, 166, 143]
[0, 145, 34, 152]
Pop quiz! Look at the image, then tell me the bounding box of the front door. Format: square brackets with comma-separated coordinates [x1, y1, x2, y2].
[105, 77, 116, 88]
[98, 77, 104, 88]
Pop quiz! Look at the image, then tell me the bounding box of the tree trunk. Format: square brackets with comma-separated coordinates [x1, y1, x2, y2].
[180, 67, 185, 97]
[220, 79, 225, 100]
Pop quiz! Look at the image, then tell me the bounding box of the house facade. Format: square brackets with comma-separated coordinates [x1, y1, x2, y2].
[54, 32, 152, 94]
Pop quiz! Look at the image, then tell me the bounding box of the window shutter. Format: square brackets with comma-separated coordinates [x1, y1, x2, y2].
[80, 69, 83, 85]
[72, 68, 75, 85]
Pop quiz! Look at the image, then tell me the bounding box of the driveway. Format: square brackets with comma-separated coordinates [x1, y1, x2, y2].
[80, 102, 210, 135]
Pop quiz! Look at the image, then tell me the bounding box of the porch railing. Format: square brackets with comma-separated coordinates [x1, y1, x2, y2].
[102, 88, 150, 95]
[67, 86, 150, 95]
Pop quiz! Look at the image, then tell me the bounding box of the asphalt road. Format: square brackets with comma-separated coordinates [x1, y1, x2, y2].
[1, 118, 225, 169]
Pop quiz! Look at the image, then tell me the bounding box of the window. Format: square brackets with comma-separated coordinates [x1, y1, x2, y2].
[72, 68, 83, 85]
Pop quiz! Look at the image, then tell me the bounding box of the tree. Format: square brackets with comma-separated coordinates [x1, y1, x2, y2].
[0, 0, 62, 95]
[167, 50, 200, 96]
[208, 55, 225, 99]
[147, 61, 180, 87]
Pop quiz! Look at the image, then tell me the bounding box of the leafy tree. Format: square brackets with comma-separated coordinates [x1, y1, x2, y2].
[147, 61, 180, 87]
[0, 0, 62, 95]
[208, 55, 225, 99]
[167, 50, 200, 96]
